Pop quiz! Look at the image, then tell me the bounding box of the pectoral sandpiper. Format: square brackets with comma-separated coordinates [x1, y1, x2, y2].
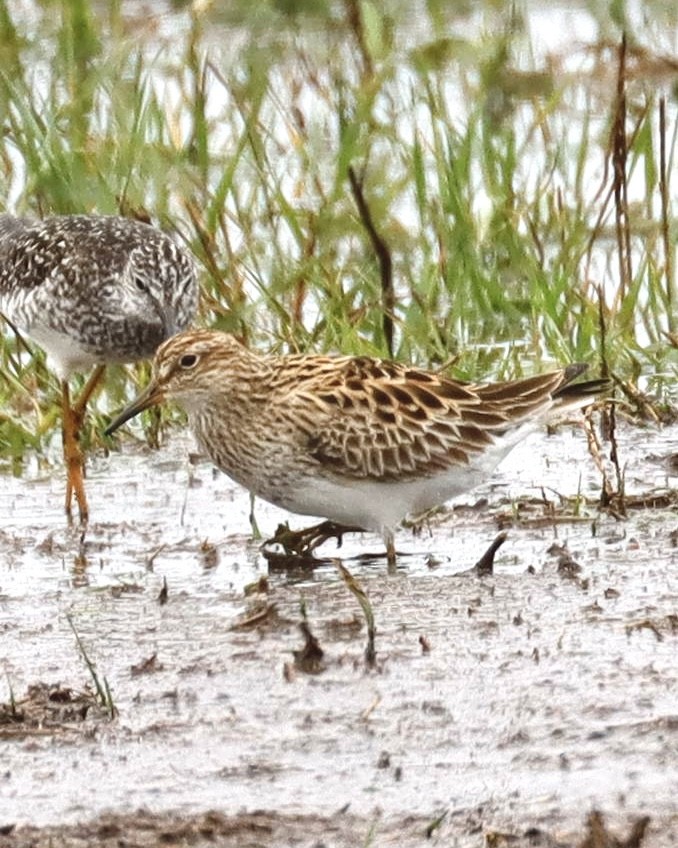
[105, 329, 608, 564]
[0, 214, 198, 522]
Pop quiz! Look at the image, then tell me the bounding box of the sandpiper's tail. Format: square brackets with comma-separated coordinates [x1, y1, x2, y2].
[552, 363, 610, 413]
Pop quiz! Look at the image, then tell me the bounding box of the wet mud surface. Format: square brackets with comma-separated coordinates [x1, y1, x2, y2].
[1, 419, 677, 846]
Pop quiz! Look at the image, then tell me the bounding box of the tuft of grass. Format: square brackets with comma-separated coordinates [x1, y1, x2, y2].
[0, 1, 676, 465]
[66, 613, 117, 719]
[4, 672, 18, 719]
[335, 560, 376, 667]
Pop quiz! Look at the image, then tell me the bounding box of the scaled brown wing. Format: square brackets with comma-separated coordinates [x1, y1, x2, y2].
[291, 357, 545, 481]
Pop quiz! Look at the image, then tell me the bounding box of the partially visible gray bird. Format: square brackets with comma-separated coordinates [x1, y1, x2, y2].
[0, 214, 198, 521]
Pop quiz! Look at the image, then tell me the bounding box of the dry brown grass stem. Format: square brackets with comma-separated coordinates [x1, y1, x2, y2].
[658, 97, 674, 333]
[347, 164, 395, 358]
[612, 34, 633, 309]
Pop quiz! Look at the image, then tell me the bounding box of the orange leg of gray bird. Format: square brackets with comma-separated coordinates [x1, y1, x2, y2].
[61, 364, 106, 523]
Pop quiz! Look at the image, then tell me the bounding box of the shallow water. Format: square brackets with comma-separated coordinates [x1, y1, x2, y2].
[1, 418, 677, 845]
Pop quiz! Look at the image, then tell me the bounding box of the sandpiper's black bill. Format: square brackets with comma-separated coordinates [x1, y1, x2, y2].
[104, 381, 164, 436]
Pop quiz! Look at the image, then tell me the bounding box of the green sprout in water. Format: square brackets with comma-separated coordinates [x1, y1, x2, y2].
[66, 613, 117, 719]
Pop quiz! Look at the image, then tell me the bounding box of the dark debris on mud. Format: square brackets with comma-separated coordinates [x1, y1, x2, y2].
[0, 682, 107, 739]
[2, 423, 677, 846]
[0, 808, 661, 848]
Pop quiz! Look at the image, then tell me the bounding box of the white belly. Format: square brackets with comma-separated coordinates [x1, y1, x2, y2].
[277, 426, 532, 535]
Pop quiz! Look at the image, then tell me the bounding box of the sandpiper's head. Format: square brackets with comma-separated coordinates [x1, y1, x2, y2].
[0, 215, 199, 370]
[122, 228, 198, 342]
[104, 330, 247, 435]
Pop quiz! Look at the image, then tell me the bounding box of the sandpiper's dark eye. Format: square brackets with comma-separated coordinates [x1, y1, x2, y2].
[179, 353, 199, 369]
[134, 276, 148, 293]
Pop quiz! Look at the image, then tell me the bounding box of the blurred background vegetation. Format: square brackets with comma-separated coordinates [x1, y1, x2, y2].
[0, 0, 677, 468]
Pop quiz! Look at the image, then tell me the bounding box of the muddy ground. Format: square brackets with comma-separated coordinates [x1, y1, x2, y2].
[0, 418, 676, 847]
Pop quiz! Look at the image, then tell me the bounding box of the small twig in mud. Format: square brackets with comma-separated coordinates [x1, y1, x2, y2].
[578, 809, 650, 848]
[582, 408, 626, 515]
[179, 478, 190, 526]
[625, 619, 664, 642]
[425, 809, 448, 839]
[5, 674, 17, 719]
[199, 540, 219, 569]
[611, 373, 665, 423]
[248, 493, 262, 540]
[347, 164, 395, 358]
[130, 653, 163, 677]
[243, 576, 269, 596]
[360, 693, 381, 721]
[472, 532, 508, 575]
[582, 413, 610, 497]
[594, 286, 632, 497]
[103, 678, 115, 715]
[293, 620, 325, 674]
[603, 401, 625, 504]
[76, 529, 88, 564]
[495, 499, 595, 529]
[66, 614, 117, 719]
[146, 544, 166, 570]
[334, 560, 376, 667]
[157, 576, 168, 606]
[230, 602, 277, 630]
[555, 550, 583, 582]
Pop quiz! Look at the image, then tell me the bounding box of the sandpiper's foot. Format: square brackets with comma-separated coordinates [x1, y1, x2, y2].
[264, 520, 363, 559]
[62, 366, 108, 524]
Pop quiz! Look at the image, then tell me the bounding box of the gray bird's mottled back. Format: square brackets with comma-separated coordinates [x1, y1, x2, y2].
[0, 214, 198, 377]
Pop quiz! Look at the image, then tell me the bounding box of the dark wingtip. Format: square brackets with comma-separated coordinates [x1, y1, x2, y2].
[555, 363, 611, 403]
[562, 363, 589, 383]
